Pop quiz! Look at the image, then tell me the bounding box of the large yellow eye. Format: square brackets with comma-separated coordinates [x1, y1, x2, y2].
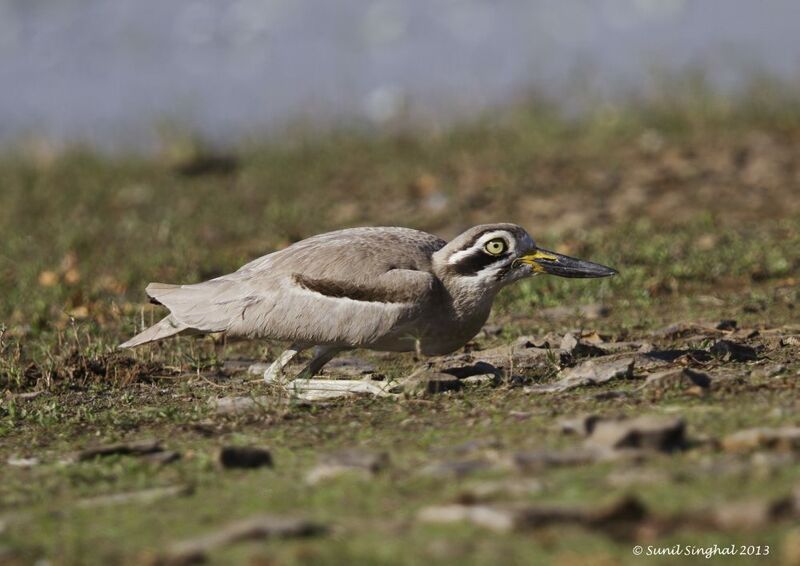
[484, 238, 507, 256]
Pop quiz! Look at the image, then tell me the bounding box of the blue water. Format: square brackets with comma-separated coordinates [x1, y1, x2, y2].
[1, 0, 799, 149]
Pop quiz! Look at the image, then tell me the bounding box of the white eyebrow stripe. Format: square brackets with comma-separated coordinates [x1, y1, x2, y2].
[455, 265, 505, 289]
[447, 230, 516, 265]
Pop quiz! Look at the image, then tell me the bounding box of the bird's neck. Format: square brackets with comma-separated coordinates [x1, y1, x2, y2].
[439, 276, 501, 321]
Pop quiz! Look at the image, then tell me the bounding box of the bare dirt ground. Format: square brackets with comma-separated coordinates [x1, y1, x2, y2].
[2, 92, 800, 564]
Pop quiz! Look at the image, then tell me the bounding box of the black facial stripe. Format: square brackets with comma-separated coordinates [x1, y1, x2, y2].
[452, 250, 511, 276]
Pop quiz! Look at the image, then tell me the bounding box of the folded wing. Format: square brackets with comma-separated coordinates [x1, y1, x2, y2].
[124, 227, 446, 348]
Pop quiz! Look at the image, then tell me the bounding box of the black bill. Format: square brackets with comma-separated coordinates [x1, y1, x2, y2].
[517, 248, 618, 279]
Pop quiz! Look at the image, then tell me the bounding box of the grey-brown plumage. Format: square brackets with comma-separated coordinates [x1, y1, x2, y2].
[121, 224, 616, 381]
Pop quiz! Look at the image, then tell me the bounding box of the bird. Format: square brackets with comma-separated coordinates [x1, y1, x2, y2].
[120, 223, 616, 382]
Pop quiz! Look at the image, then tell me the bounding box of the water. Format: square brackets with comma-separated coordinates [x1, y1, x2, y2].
[1, 0, 799, 149]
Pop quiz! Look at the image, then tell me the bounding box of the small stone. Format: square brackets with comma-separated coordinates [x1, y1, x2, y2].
[417, 496, 647, 535]
[710, 340, 759, 362]
[211, 396, 271, 416]
[73, 439, 164, 462]
[721, 427, 800, 453]
[402, 372, 463, 395]
[6, 456, 39, 468]
[704, 497, 797, 531]
[559, 333, 578, 351]
[716, 319, 738, 331]
[218, 446, 273, 469]
[440, 361, 503, 387]
[462, 373, 499, 386]
[417, 504, 518, 532]
[306, 450, 389, 484]
[560, 333, 606, 357]
[441, 345, 553, 373]
[586, 416, 686, 452]
[528, 357, 634, 393]
[161, 515, 325, 564]
[641, 368, 712, 390]
[441, 361, 503, 381]
[479, 324, 504, 338]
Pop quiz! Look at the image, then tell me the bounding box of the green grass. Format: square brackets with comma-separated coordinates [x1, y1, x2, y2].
[2, 85, 800, 564]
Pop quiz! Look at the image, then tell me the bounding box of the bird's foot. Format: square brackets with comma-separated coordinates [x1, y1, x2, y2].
[263, 344, 304, 385]
[262, 362, 287, 384]
[263, 344, 347, 386]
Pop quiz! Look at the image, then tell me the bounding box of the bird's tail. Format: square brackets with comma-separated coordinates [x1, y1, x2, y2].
[119, 314, 187, 349]
[120, 281, 229, 348]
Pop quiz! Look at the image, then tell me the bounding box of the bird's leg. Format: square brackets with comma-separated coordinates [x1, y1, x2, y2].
[263, 343, 305, 384]
[291, 345, 347, 381]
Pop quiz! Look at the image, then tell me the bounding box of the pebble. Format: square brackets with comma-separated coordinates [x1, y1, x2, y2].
[72, 439, 164, 462]
[641, 368, 712, 390]
[586, 416, 686, 452]
[527, 356, 634, 393]
[401, 372, 463, 395]
[218, 446, 273, 469]
[721, 427, 800, 453]
[710, 339, 759, 362]
[417, 495, 647, 536]
[160, 515, 325, 565]
[306, 450, 389, 484]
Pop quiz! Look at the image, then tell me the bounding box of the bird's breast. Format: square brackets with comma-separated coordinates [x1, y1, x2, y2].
[416, 299, 494, 356]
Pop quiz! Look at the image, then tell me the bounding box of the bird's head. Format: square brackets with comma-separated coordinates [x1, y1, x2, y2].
[432, 223, 616, 295]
